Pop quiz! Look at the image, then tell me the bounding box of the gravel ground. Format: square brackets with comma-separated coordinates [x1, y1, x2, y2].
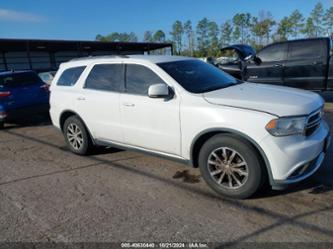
[0, 104, 332, 245]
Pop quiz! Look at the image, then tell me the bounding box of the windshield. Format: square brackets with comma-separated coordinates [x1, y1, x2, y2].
[157, 59, 241, 93]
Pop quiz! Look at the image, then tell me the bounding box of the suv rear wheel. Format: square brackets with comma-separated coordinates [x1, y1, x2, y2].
[63, 116, 92, 155]
[198, 134, 263, 199]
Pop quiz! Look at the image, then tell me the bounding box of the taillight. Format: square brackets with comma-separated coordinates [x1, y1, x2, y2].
[40, 84, 50, 92]
[0, 91, 11, 98]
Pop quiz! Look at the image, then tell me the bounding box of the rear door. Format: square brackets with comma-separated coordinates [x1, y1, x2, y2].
[284, 39, 327, 90]
[76, 63, 124, 142]
[246, 43, 288, 85]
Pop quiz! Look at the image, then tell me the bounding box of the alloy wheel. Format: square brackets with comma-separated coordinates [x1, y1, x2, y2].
[66, 123, 84, 150]
[207, 147, 249, 189]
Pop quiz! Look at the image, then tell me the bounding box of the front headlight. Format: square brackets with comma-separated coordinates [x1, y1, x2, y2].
[266, 116, 307, 136]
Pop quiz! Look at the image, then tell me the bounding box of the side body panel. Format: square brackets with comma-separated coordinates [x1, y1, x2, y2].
[179, 94, 274, 161]
[283, 39, 328, 90]
[50, 64, 87, 129]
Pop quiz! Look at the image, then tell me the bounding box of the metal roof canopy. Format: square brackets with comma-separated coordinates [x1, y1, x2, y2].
[0, 38, 173, 72]
[0, 38, 172, 52]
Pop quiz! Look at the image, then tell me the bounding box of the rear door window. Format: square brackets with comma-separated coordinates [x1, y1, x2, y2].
[85, 64, 124, 92]
[57, 66, 86, 86]
[257, 43, 288, 62]
[125, 64, 165, 95]
[288, 40, 323, 60]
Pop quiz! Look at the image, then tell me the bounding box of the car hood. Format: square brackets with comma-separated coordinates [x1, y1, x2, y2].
[203, 83, 324, 117]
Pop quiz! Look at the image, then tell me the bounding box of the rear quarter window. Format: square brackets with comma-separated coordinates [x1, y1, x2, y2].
[57, 66, 86, 86]
[288, 40, 323, 59]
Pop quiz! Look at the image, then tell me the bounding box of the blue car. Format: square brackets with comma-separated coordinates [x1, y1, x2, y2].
[0, 70, 50, 128]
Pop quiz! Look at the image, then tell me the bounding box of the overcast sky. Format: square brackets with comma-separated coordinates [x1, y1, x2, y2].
[0, 0, 332, 40]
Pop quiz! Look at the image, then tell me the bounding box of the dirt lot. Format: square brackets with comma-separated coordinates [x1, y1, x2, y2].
[0, 104, 333, 244]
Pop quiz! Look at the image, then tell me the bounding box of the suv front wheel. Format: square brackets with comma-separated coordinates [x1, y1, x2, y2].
[198, 134, 264, 199]
[63, 116, 92, 155]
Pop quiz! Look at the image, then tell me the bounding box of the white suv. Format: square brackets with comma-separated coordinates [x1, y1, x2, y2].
[50, 55, 331, 199]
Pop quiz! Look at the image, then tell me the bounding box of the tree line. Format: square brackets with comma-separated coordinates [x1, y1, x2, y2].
[96, 2, 333, 57]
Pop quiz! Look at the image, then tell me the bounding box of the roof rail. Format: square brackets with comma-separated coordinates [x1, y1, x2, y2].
[70, 55, 129, 62]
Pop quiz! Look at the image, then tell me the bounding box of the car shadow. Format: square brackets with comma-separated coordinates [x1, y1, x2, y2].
[2, 114, 52, 129]
[253, 168, 333, 199]
[58, 142, 124, 156]
[91, 146, 124, 155]
[2, 112, 332, 199]
[3, 129, 333, 244]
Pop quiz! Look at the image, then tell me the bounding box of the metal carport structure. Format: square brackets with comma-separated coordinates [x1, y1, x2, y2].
[0, 38, 173, 72]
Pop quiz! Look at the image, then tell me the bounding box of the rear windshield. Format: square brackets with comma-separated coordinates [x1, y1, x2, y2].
[157, 60, 240, 93]
[0, 72, 42, 88]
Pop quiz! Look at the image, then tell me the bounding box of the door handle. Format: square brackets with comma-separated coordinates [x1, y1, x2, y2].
[273, 63, 283, 67]
[313, 61, 323, 65]
[77, 96, 86, 101]
[123, 102, 135, 107]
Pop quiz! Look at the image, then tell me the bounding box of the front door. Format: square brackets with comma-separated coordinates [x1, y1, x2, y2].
[246, 43, 288, 85]
[120, 63, 181, 156]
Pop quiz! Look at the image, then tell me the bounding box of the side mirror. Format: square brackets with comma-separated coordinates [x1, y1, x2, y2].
[243, 54, 261, 65]
[148, 84, 171, 98]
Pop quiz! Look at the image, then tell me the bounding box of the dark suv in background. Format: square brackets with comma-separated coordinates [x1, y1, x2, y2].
[219, 37, 333, 91]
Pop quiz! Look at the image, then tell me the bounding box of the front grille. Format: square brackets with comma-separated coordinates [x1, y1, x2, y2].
[305, 108, 322, 136]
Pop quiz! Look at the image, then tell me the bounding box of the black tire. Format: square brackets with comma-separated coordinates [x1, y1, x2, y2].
[63, 115, 92, 155]
[198, 134, 264, 199]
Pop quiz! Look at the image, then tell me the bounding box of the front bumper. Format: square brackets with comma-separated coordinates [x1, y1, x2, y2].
[260, 120, 330, 189]
[272, 151, 326, 189]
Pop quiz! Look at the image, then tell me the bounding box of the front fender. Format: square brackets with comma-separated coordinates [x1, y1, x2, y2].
[189, 127, 275, 186]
